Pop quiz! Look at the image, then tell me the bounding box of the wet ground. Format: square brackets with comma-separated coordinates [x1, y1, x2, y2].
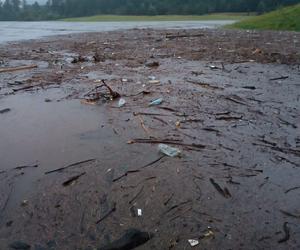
[0, 28, 300, 250]
[0, 20, 235, 43]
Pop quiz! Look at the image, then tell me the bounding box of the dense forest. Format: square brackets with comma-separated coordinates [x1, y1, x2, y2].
[0, 0, 300, 21]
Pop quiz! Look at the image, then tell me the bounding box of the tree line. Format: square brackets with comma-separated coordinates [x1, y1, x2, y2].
[0, 0, 299, 21]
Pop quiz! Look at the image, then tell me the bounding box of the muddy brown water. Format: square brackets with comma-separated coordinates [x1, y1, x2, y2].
[0, 28, 300, 249]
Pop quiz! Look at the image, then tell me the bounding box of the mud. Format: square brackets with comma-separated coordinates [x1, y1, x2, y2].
[0, 28, 300, 250]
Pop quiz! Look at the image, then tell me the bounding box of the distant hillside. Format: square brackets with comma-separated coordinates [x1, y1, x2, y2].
[230, 4, 300, 31]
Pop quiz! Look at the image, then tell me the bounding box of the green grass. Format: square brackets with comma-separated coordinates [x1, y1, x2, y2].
[229, 4, 300, 31]
[62, 13, 250, 22]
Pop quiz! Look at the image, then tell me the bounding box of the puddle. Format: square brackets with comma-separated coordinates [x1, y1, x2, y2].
[0, 87, 124, 211]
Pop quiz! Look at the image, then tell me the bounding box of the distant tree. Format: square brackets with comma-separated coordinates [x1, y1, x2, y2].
[1, 0, 300, 21]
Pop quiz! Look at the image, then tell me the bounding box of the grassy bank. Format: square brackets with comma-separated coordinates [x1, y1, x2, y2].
[229, 4, 300, 31]
[62, 13, 250, 22]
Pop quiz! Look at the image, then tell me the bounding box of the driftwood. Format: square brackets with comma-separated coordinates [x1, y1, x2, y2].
[0, 65, 37, 74]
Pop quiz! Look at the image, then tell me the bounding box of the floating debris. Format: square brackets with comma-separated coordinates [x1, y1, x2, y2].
[149, 98, 163, 106]
[158, 144, 181, 157]
[118, 98, 126, 107]
[188, 239, 199, 247]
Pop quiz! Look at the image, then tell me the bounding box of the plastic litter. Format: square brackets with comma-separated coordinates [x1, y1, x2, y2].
[158, 144, 181, 157]
[148, 80, 160, 84]
[188, 239, 199, 247]
[137, 209, 142, 217]
[118, 98, 126, 107]
[149, 98, 163, 106]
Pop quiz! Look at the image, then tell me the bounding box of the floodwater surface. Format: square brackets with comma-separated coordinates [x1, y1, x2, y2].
[0, 20, 235, 43]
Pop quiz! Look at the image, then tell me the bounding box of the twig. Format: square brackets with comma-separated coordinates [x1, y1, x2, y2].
[45, 159, 96, 174]
[113, 169, 140, 182]
[13, 84, 41, 92]
[186, 79, 224, 90]
[0, 108, 11, 114]
[62, 172, 86, 187]
[278, 222, 290, 243]
[163, 200, 192, 215]
[129, 186, 144, 204]
[128, 138, 206, 149]
[101, 79, 120, 99]
[225, 96, 247, 106]
[253, 143, 300, 157]
[133, 112, 168, 116]
[270, 76, 289, 81]
[280, 210, 300, 219]
[14, 164, 38, 170]
[285, 186, 300, 194]
[0, 64, 37, 73]
[137, 115, 151, 136]
[166, 33, 204, 39]
[210, 178, 231, 198]
[96, 202, 116, 224]
[141, 156, 165, 169]
[113, 156, 165, 182]
[163, 193, 174, 206]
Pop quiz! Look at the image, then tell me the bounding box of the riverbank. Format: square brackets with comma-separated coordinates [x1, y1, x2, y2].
[229, 4, 300, 31]
[0, 28, 299, 250]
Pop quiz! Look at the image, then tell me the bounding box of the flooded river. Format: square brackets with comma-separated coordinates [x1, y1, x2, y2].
[0, 20, 235, 43]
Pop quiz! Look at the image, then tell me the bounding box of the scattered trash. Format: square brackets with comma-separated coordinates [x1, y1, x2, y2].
[9, 241, 31, 250]
[21, 200, 28, 207]
[0, 108, 11, 114]
[188, 239, 199, 247]
[148, 80, 160, 84]
[252, 48, 262, 55]
[149, 98, 163, 106]
[145, 61, 159, 67]
[209, 65, 221, 70]
[71, 55, 88, 64]
[200, 228, 215, 239]
[158, 144, 181, 157]
[98, 228, 153, 250]
[118, 98, 126, 107]
[137, 209, 142, 217]
[148, 76, 156, 81]
[122, 78, 128, 82]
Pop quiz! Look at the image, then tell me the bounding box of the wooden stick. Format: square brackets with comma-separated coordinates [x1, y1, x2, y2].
[45, 159, 96, 174]
[0, 65, 37, 73]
